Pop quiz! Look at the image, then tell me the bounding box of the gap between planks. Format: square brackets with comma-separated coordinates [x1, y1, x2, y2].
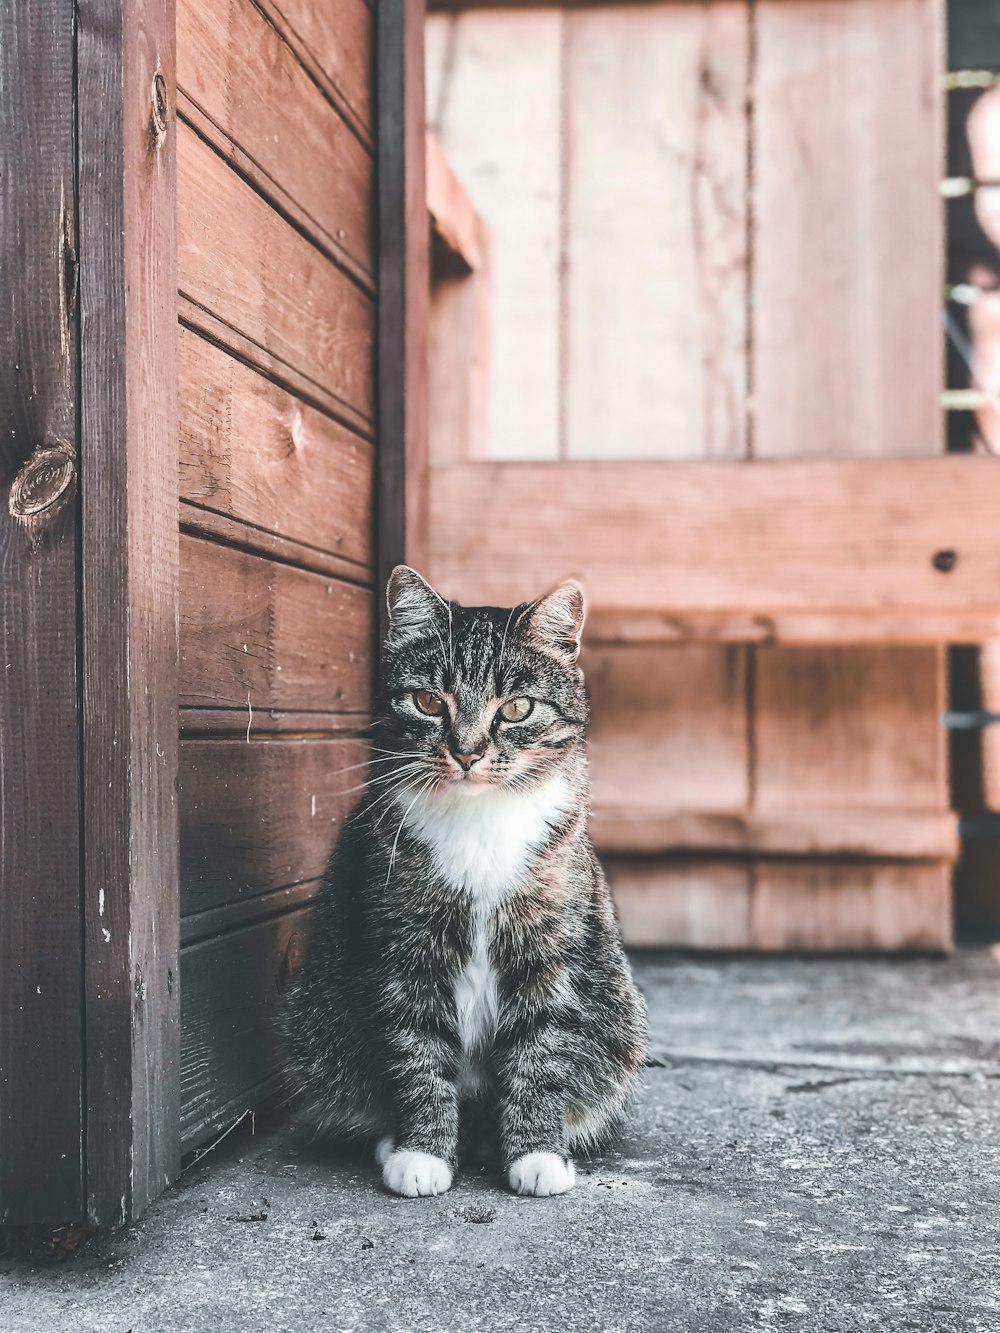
[175, 96, 374, 297]
[179, 708, 371, 738]
[180, 501, 375, 587]
[180, 880, 322, 946]
[177, 309, 374, 443]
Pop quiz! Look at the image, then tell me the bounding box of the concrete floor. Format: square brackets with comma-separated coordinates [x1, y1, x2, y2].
[4, 950, 1000, 1332]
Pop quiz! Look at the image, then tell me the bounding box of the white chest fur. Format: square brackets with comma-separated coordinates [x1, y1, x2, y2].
[399, 772, 571, 904]
[396, 774, 571, 1063]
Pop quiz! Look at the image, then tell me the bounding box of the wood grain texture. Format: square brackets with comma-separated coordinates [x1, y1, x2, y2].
[584, 643, 749, 813]
[564, 3, 748, 459]
[751, 861, 952, 952]
[378, 0, 430, 603]
[427, 10, 562, 459]
[178, 122, 374, 429]
[427, 458, 1000, 632]
[0, 0, 84, 1224]
[258, 0, 372, 142]
[592, 807, 959, 860]
[181, 908, 312, 1149]
[609, 858, 951, 952]
[77, 0, 180, 1223]
[180, 738, 367, 915]
[178, 328, 375, 574]
[754, 646, 949, 813]
[179, 535, 373, 716]
[177, 0, 373, 287]
[605, 860, 753, 950]
[753, 0, 943, 459]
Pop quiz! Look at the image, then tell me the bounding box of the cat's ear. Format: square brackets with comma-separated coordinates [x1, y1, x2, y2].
[523, 580, 585, 665]
[385, 565, 448, 648]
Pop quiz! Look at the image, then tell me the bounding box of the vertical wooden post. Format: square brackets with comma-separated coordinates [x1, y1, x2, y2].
[77, 0, 180, 1223]
[377, 0, 429, 636]
[0, 0, 85, 1224]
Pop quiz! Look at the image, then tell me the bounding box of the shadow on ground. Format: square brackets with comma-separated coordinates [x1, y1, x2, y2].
[3, 951, 1000, 1332]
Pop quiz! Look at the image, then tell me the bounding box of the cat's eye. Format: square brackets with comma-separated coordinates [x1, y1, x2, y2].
[499, 697, 534, 723]
[413, 688, 445, 717]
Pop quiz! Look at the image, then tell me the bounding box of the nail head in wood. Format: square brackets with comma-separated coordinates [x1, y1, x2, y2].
[932, 549, 958, 573]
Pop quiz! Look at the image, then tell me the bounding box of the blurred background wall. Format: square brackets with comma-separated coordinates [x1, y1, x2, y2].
[426, 0, 957, 949]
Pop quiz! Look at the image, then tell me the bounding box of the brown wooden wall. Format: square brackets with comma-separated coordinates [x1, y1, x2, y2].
[427, 0, 952, 950]
[176, 0, 376, 1149]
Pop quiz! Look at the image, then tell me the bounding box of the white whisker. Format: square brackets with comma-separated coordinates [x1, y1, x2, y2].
[383, 778, 435, 893]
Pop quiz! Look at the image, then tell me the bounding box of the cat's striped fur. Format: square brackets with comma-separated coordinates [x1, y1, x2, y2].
[281, 567, 648, 1196]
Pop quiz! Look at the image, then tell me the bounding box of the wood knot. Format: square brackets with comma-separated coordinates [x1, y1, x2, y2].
[9, 438, 76, 522]
[932, 549, 958, 573]
[150, 69, 169, 150]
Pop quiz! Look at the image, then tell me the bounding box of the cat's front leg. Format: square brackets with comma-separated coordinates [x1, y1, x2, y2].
[380, 1026, 459, 1198]
[496, 1019, 576, 1197]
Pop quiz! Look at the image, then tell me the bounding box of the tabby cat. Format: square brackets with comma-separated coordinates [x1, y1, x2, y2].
[282, 567, 648, 1197]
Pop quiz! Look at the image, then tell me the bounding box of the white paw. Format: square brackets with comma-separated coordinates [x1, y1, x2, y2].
[508, 1152, 575, 1197]
[382, 1150, 453, 1198]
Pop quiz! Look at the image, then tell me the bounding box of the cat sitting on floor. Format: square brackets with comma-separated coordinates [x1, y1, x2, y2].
[281, 567, 648, 1197]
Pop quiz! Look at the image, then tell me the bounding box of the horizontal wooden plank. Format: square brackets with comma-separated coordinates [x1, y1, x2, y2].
[177, 0, 373, 286]
[258, 0, 372, 142]
[180, 707, 370, 737]
[751, 860, 952, 953]
[592, 806, 959, 860]
[181, 908, 311, 1146]
[179, 535, 374, 715]
[177, 123, 373, 428]
[606, 859, 753, 950]
[428, 458, 1000, 638]
[180, 737, 366, 915]
[178, 329, 374, 573]
[605, 857, 952, 952]
[585, 608, 1000, 646]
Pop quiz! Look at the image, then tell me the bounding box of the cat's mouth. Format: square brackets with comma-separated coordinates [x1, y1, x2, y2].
[448, 768, 491, 791]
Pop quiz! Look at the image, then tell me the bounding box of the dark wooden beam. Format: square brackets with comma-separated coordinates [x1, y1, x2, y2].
[77, 0, 180, 1224]
[377, 0, 429, 642]
[0, 0, 85, 1225]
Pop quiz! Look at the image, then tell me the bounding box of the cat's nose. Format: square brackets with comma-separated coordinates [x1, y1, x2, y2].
[451, 750, 484, 772]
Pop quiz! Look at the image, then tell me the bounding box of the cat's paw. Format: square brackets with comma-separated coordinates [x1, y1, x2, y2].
[508, 1152, 575, 1197]
[382, 1150, 453, 1198]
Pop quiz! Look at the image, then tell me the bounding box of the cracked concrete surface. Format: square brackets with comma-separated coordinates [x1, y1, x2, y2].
[3, 951, 1000, 1332]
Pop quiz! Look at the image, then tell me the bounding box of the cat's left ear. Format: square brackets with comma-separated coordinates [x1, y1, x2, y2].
[386, 565, 448, 648]
[523, 580, 585, 665]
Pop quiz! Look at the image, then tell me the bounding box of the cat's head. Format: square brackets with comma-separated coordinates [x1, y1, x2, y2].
[374, 566, 588, 797]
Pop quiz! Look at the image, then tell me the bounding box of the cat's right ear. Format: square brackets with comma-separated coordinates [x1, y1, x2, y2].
[385, 565, 447, 649]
